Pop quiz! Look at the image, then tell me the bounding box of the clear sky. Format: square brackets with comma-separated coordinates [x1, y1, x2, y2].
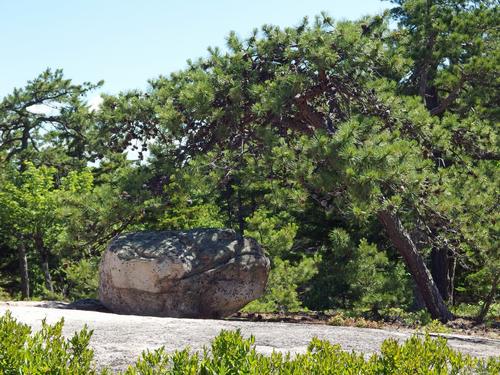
[0, 0, 389, 98]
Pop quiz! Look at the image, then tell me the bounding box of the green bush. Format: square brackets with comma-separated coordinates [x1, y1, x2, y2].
[304, 229, 413, 314]
[242, 256, 318, 313]
[126, 330, 499, 374]
[64, 258, 100, 300]
[244, 208, 320, 313]
[451, 303, 500, 322]
[0, 311, 97, 374]
[422, 319, 452, 334]
[0, 286, 10, 300]
[1, 312, 499, 374]
[383, 308, 433, 326]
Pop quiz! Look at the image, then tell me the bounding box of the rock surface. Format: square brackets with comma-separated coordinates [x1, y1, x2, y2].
[99, 228, 270, 318]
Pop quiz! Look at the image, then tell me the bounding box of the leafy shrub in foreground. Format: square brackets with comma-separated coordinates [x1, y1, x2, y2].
[0, 311, 97, 374]
[126, 330, 499, 375]
[1, 312, 499, 374]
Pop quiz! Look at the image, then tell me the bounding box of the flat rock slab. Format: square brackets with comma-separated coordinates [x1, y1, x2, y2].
[1, 302, 499, 373]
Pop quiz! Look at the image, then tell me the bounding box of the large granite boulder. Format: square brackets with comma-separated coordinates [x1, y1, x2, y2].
[99, 229, 270, 318]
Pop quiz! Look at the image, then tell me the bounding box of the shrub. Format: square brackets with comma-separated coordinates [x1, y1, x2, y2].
[0, 311, 97, 374]
[244, 208, 320, 313]
[304, 229, 413, 314]
[422, 319, 452, 334]
[383, 307, 433, 327]
[1, 312, 499, 374]
[327, 312, 382, 329]
[372, 335, 498, 374]
[242, 256, 318, 312]
[64, 258, 100, 300]
[451, 303, 500, 322]
[0, 286, 10, 300]
[125, 330, 499, 374]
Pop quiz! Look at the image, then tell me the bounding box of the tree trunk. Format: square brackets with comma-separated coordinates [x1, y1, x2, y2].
[412, 283, 426, 310]
[34, 234, 53, 293]
[17, 239, 30, 299]
[430, 247, 449, 301]
[40, 254, 54, 293]
[448, 255, 456, 305]
[223, 184, 234, 228]
[477, 273, 499, 323]
[378, 209, 453, 322]
[236, 185, 245, 235]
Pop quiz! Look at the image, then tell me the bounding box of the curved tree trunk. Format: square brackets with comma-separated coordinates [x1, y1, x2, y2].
[378, 209, 453, 322]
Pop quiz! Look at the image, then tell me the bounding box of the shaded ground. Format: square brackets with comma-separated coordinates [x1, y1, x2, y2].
[232, 311, 500, 339]
[1, 301, 499, 373]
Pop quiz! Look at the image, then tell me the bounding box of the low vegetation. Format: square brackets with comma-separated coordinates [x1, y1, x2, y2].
[0, 312, 498, 374]
[0, 312, 95, 374]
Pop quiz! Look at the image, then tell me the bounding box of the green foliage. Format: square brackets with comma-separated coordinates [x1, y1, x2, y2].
[0, 68, 102, 169]
[64, 258, 99, 300]
[0, 311, 97, 374]
[124, 329, 500, 375]
[451, 303, 500, 322]
[0, 158, 150, 300]
[384, 308, 433, 327]
[390, 0, 499, 118]
[145, 171, 224, 231]
[245, 208, 298, 259]
[382, 308, 456, 333]
[0, 162, 62, 237]
[243, 256, 318, 313]
[1, 312, 499, 374]
[0, 287, 10, 301]
[305, 228, 412, 314]
[126, 0, 497, 320]
[371, 334, 494, 375]
[244, 206, 318, 312]
[422, 319, 452, 334]
[0, 163, 96, 296]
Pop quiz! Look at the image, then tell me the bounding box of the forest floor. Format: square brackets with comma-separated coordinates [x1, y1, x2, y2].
[1, 301, 499, 372]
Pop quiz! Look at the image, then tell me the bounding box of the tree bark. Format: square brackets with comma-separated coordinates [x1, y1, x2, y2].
[412, 283, 426, 310]
[378, 209, 453, 322]
[223, 184, 234, 228]
[477, 273, 499, 323]
[17, 239, 30, 299]
[449, 256, 456, 305]
[430, 247, 450, 301]
[40, 253, 54, 293]
[34, 234, 53, 293]
[236, 184, 245, 235]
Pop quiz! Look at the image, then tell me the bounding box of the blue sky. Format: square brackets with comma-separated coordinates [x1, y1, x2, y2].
[0, 1, 389, 99]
